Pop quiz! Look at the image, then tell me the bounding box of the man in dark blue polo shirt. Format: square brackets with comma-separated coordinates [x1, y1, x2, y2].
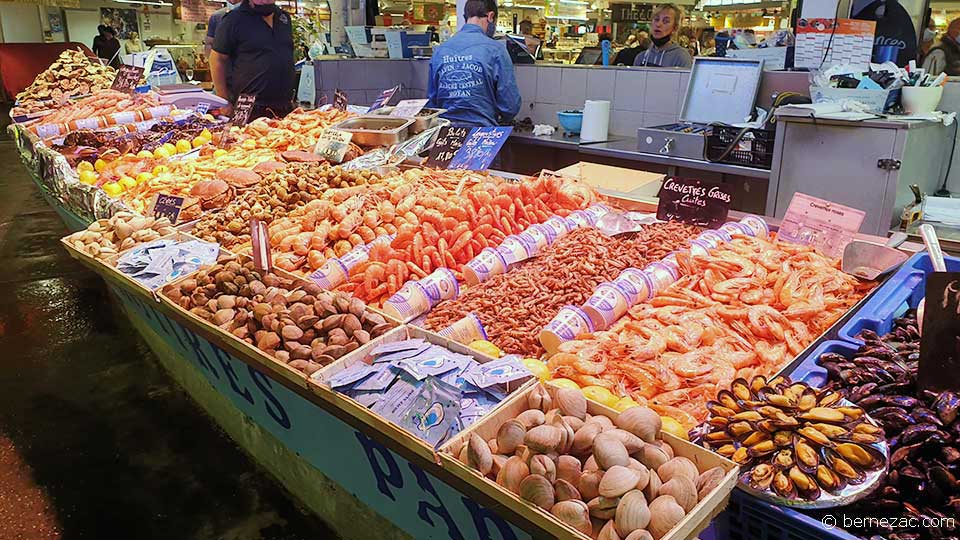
[210, 0, 295, 119]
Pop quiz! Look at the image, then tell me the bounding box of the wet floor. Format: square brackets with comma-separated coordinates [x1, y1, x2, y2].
[0, 140, 336, 539]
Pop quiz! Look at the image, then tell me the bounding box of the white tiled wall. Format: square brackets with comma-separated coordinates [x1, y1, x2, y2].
[313, 59, 691, 135]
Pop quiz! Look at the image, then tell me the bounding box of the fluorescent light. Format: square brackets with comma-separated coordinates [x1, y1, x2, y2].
[514, 3, 543, 8]
[560, 0, 589, 4]
[546, 14, 588, 19]
[114, 0, 173, 5]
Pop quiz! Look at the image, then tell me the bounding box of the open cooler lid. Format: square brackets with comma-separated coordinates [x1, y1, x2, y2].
[679, 57, 764, 125]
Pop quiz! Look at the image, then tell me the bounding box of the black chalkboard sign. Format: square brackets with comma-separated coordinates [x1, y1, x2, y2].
[111, 65, 145, 93]
[447, 127, 512, 171]
[918, 272, 960, 392]
[232, 94, 256, 127]
[656, 177, 733, 228]
[426, 126, 470, 168]
[152, 193, 185, 224]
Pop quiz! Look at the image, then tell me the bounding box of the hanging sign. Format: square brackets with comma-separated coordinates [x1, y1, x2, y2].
[314, 129, 354, 163]
[390, 99, 429, 118]
[368, 85, 400, 111]
[151, 193, 185, 224]
[918, 272, 960, 392]
[334, 89, 349, 111]
[447, 127, 512, 171]
[425, 126, 470, 168]
[656, 177, 733, 228]
[778, 193, 866, 258]
[111, 64, 145, 93]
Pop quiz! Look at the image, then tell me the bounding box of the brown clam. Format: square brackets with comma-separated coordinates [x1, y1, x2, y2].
[519, 474, 555, 509]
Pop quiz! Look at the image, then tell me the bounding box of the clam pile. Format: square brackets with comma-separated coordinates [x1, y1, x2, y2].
[449, 384, 728, 539]
[698, 376, 885, 503]
[814, 311, 959, 539]
[64, 212, 176, 259]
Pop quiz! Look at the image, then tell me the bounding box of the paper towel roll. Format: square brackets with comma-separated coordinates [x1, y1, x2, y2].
[580, 100, 610, 143]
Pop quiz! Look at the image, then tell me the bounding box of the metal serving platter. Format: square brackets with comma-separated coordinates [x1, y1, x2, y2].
[368, 107, 447, 134]
[330, 115, 414, 147]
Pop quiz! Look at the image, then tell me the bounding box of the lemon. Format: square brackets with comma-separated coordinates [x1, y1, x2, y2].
[613, 397, 641, 412]
[548, 378, 580, 391]
[468, 340, 502, 358]
[136, 172, 153, 184]
[176, 139, 192, 153]
[152, 165, 169, 175]
[521, 358, 550, 380]
[582, 386, 619, 408]
[136, 150, 154, 159]
[78, 170, 98, 185]
[213, 149, 228, 158]
[118, 176, 137, 190]
[241, 139, 257, 150]
[660, 416, 688, 440]
[200, 128, 213, 139]
[191, 136, 207, 148]
[102, 182, 123, 197]
[202, 114, 215, 122]
[94, 158, 108, 172]
[162, 142, 177, 155]
[76, 161, 94, 173]
[154, 146, 171, 159]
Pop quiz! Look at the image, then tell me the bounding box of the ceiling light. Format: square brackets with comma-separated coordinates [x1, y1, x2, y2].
[546, 14, 588, 19]
[514, 3, 543, 8]
[560, 0, 589, 4]
[114, 0, 173, 5]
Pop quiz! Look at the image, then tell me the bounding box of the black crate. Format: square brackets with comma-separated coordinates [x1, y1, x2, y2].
[705, 126, 776, 169]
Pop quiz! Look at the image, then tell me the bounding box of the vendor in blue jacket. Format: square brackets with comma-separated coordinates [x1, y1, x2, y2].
[427, 0, 521, 127]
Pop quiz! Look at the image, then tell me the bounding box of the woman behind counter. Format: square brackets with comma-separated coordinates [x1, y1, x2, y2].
[633, 4, 692, 68]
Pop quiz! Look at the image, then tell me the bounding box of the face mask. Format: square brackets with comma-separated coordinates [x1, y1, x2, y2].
[249, 1, 274, 15]
[923, 28, 936, 42]
[651, 34, 671, 47]
[485, 17, 497, 37]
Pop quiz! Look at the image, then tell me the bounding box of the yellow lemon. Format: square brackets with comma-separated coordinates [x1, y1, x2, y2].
[613, 397, 641, 412]
[102, 182, 123, 197]
[660, 416, 688, 440]
[191, 136, 207, 148]
[548, 378, 580, 391]
[118, 176, 137, 190]
[176, 139, 192, 153]
[78, 170, 98, 185]
[202, 114, 215, 122]
[213, 149, 228, 158]
[94, 158, 108, 172]
[135, 172, 153, 184]
[153, 147, 171, 159]
[76, 161, 94, 173]
[582, 386, 619, 408]
[200, 128, 213, 140]
[162, 142, 177, 155]
[152, 165, 169, 175]
[521, 358, 550, 380]
[468, 340, 502, 358]
[136, 150, 154, 159]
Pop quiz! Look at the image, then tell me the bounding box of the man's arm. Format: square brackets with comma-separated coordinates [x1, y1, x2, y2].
[209, 51, 231, 100]
[923, 49, 946, 76]
[494, 49, 521, 123]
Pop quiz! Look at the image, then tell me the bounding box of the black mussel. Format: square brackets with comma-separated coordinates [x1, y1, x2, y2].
[947, 496, 960, 513]
[911, 408, 944, 427]
[824, 448, 867, 484]
[715, 390, 742, 412]
[747, 440, 777, 457]
[934, 392, 959, 426]
[773, 449, 795, 469]
[941, 447, 960, 464]
[745, 463, 775, 490]
[815, 464, 845, 493]
[726, 420, 754, 438]
[810, 422, 849, 439]
[706, 400, 736, 418]
[891, 442, 924, 468]
[875, 381, 913, 395]
[773, 430, 793, 448]
[750, 375, 767, 393]
[797, 426, 834, 447]
[799, 406, 847, 423]
[929, 465, 958, 493]
[871, 408, 913, 432]
[898, 465, 926, 492]
[794, 436, 820, 474]
[835, 442, 885, 471]
[789, 466, 822, 500]
[900, 423, 941, 446]
[772, 469, 795, 498]
[848, 382, 878, 403]
[730, 377, 753, 402]
[742, 431, 770, 447]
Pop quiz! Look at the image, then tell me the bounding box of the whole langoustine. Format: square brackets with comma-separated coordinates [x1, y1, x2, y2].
[551, 234, 873, 430]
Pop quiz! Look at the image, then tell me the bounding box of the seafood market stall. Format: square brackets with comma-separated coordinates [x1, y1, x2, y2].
[10, 52, 960, 540]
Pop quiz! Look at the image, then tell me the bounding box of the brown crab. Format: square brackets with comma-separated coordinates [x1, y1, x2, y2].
[180, 179, 236, 222]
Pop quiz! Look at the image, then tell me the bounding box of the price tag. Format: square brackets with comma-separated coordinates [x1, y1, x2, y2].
[426, 126, 470, 168]
[778, 193, 866, 258]
[368, 85, 400, 111]
[231, 94, 256, 127]
[656, 177, 733, 229]
[314, 129, 354, 163]
[334, 89, 349, 111]
[151, 193, 185, 224]
[447, 126, 513, 171]
[390, 99, 429, 118]
[918, 272, 960, 392]
[250, 218, 273, 273]
[194, 102, 210, 115]
[111, 65, 145, 93]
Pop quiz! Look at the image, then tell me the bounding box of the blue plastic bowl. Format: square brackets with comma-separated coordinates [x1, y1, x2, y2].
[557, 110, 583, 134]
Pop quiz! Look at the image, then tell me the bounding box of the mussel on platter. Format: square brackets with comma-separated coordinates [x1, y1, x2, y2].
[695, 375, 886, 504]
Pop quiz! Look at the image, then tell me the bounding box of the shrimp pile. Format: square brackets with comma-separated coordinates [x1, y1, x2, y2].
[424, 222, 702, 357]
[338, 173, 597, 305]
[549, 234, 872, 430]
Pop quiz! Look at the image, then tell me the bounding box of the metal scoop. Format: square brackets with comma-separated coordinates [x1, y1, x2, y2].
[841, 232, 908, 280]
[917, 224, 947, 334]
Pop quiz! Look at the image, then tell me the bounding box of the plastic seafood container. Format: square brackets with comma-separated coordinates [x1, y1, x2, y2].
[835, 252, 960, 344]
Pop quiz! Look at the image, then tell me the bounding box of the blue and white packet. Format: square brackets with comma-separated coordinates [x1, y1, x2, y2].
[394, 346, 471, 381]
[465, 355, 530, 389]
[400, 377, 462, 447]
[117, 238, 219, 290]
[326, 362, 378, 389]
[352, 363, 400, 392]
[370, 338, 426, 357]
